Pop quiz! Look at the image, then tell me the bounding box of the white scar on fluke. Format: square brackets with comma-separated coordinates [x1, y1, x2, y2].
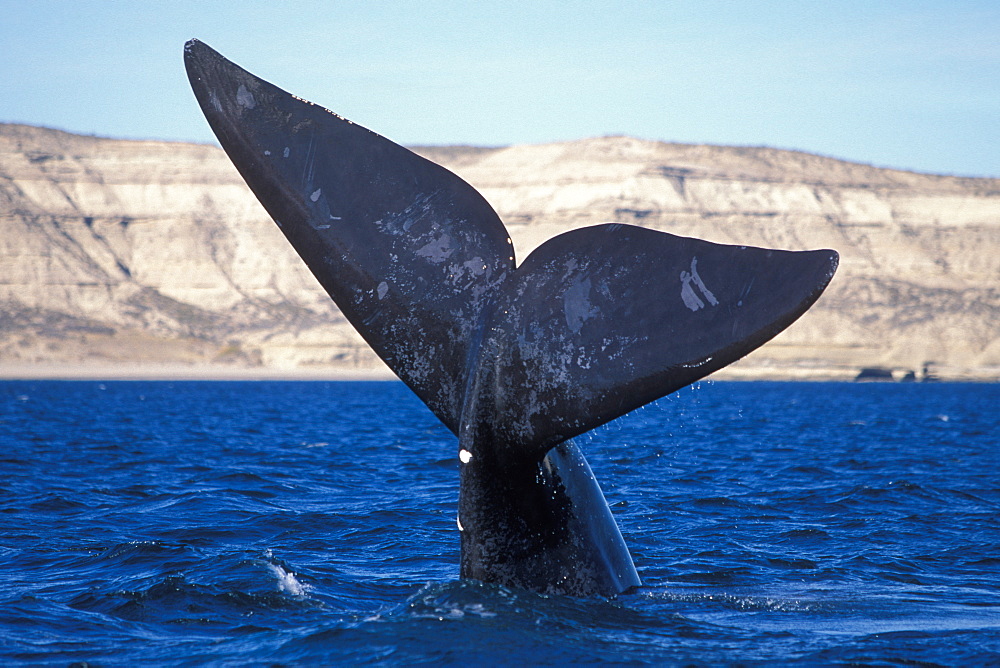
[680, 256, 719, 312]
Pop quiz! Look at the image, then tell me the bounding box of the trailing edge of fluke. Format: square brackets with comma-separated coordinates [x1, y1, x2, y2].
[184, 39, 838, 597]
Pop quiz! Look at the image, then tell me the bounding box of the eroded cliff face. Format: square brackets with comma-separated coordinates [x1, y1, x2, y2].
[1, 124, 997, 380]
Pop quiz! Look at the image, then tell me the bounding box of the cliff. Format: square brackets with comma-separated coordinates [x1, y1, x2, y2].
[1, 124, 997, 381]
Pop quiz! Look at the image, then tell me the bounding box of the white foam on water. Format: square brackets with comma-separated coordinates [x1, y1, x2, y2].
[266, 558, 307, 598]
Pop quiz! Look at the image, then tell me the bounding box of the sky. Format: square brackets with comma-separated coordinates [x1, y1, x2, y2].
[1, 1, 998, 177]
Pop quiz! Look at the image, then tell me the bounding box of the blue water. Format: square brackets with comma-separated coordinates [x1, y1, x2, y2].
[0, 380, 997, 665]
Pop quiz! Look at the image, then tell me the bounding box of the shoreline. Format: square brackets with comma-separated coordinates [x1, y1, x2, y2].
[0, 363, 398, 382]
[1, 363, 994, 383]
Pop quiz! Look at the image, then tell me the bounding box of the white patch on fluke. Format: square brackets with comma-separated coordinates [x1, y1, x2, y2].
[310, 188, 322, 202]
[236, 84, 256, 109]
[463, 257, 486, 277]
[680, 257, 719, 312]
[563, 278, 597, 333]
[459, 449, 473, 464]
[377, 282, 389, 300]
[416, 234, 455, 263]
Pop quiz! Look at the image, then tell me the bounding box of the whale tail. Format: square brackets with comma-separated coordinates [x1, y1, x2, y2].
[184, 40, 837, 595]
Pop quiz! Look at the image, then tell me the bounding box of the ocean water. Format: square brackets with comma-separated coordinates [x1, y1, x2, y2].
[0, 380, 997, 665]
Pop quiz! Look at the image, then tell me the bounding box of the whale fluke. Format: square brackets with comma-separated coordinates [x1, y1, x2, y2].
[185, 39, 838, 596]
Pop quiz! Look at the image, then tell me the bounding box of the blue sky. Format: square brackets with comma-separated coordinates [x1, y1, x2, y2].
[1, 1, 998, 177]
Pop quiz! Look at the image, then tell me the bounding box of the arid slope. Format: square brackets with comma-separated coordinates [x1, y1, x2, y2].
[1, 124, 997, 380]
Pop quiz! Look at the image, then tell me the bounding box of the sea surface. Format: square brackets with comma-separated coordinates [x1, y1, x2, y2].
[0, 380, 997, 665]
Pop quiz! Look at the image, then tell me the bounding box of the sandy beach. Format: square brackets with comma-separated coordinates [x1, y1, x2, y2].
[0, 363, 398, 382]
